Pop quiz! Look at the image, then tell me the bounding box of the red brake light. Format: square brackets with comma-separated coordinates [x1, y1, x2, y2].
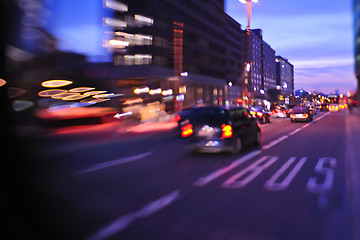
[181, 124, 193, 137]
[222, 124, 233, 138]
[355, 100, 359, 106]
[172, 115, 181, 122]
[290, 114, 295, 118]
[256, 112, 263, 117]
[303, 113, 308, 117]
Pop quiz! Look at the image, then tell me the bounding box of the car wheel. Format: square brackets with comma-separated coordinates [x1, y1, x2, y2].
[254, 131, 261, 145]
[231, 137, 242, 154]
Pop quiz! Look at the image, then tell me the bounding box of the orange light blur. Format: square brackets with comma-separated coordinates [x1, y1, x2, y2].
[303, 113, 308, 118]
[51, 92, 80, 99]
[41, 80, 73, 88]
[256, 112, 263, 117]
[38, 89, 68, 97]
[69, 87, 95, 93]
[0, 78, 6, 87]
[181, 124, 193, 137]
[222, 124, 233, 138]
[172, 115, 181, 122]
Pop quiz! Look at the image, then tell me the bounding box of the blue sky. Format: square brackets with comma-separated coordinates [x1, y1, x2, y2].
[225, 0, 356, 93]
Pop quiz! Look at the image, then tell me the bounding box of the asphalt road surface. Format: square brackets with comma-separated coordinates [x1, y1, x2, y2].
[19, 111, 353, 240]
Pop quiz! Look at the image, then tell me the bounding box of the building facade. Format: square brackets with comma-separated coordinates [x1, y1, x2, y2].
[105, 0, 238, 110]
[275, 56, 294, 98]
[244, 29, 276, 101]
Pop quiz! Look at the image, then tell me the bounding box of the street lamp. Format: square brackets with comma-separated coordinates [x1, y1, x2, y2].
[239, 0, 258, 31]
[239, 0, 258, 104]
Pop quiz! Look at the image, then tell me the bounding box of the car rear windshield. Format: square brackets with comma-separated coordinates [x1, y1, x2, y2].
[293, 106, 307, 113]
[188, 107, 229, 125]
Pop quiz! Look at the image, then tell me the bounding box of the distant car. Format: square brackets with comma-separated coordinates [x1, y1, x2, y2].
[250, 106, 271, 124]
[329, 104, 339, 112]
[290, 106, 313, 122]
[272, 106, 289, 118]
[320, 103, 329, 111]
[180, 106, 261, 154]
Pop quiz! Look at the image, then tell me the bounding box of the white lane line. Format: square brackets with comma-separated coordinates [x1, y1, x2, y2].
[261, 135, 289, 150]
[87, 190, 181, 240]
[78, 152, 153, 174]
[193, 150, 262, 187]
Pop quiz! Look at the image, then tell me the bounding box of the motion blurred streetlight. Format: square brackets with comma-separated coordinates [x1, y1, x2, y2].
[239, 0, 258, 30]
[239, 0, 258, 104]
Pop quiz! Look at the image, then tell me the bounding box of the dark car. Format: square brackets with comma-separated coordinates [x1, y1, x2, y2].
[250, 106, 271, 124]
[320, 103, 329, 111]
[174, 107, 196, 133]
[290, 106, 313, 122]
[180, 106, 261, 153]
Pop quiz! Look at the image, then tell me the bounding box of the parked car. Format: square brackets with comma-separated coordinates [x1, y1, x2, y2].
[250, 106, 271, 124]
[180, 106, 261, 154]
[290, 106, 313, 122]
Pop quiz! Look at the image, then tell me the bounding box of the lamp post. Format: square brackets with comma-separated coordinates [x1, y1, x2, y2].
[239, 0, 258, 106]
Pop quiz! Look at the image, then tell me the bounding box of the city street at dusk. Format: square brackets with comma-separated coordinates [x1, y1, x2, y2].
[1, 0, 360, 239]
[15, 109, 359, 240]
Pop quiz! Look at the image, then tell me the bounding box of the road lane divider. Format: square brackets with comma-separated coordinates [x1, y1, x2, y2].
[87, 189, 181, 240]
[78, 151, 153, 174]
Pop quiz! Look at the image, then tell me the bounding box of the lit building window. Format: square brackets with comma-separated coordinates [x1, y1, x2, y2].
[104, 0, 128, 12]
[104, 17, 126, 28]
[134, 15, 154, 26]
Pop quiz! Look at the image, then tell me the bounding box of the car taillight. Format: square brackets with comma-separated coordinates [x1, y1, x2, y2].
[272, 110, 276, 113]
[256, 112, 263, 117]
[181, 124, 193, 137]
[250, 111, 256, 116]
[290, 114, 295, 118]
[282, 110, 286, 114]
[172, 115, 181, 122]
[222, 124, 233, 138]
[303, 113, 308, 117]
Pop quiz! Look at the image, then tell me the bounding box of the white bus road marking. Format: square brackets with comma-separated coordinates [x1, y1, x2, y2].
[193, 150, 262, 187]
[222, 156, 278, 189]
[193, 112, 331, 188]
[78, 152, 153, 174]
[264, 157, 307, 191]
[306, 157, 337, 193]
[87, 190, 181, 240]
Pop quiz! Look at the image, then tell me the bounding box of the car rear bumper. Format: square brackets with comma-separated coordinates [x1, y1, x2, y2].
[188, 139, 234, 153]
[291, 117, 311, 122]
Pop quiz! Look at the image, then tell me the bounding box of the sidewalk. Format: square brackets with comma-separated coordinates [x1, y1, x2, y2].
[345, 107, 360, 240]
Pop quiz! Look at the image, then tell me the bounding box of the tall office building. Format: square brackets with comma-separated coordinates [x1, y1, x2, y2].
[106, 0, 241, 108]
[275, 56, 294, 98]
[244, 29, 276, 100]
